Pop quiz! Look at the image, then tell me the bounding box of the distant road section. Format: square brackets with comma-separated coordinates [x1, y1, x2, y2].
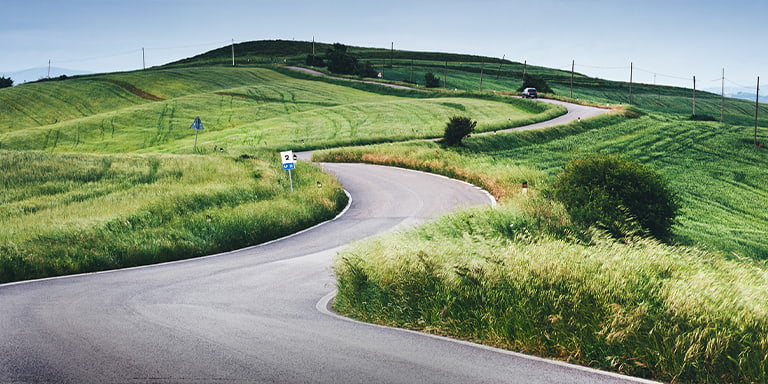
[509, 98, 609, 131]
[286, 65, 610, 131]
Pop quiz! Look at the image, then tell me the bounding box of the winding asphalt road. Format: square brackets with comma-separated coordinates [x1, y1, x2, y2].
[0, 100, 654, 383]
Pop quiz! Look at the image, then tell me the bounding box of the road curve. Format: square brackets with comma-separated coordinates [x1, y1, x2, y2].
[0, 163, 650, 384]
[0, 97, 645, 383]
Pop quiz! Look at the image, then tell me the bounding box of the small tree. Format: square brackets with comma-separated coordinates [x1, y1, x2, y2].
[424, 72, 441, 88]
[326, 43, 358, 75]
[0, 76, 12, 89]
[305, 54, 325, 67]
[442, 116, 476, 146]
[552, 153, 678, 240]
[359, 61, 378, 78]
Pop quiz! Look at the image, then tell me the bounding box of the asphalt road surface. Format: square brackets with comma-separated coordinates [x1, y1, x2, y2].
[0, 102, 656, 383]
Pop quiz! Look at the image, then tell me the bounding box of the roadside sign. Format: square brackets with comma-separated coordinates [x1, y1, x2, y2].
[280, 150, 297, 193]
[190, 117, 204, 130]
[280, 151, 296, 165]
[190, 117, 204, 152]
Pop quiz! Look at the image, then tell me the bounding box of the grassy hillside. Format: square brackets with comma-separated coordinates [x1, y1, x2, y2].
[0, 66, 561, 154]
[167, 39, 768, 141]
[316, 110, 768, 259]
[0, 42, 564, 282]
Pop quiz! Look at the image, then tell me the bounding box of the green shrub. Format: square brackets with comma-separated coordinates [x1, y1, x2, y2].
[517, 73, 553, 94]
[424, 72, 440, 88]
[552, 153, 678, 240]
[442, 116, 476, 147]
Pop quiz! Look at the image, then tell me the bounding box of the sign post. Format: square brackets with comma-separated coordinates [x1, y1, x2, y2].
[190, 117, 204, 152]
[280, 150, 297, 193]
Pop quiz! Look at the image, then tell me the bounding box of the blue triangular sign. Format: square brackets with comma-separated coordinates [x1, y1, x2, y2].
[190, 117, 204, 130]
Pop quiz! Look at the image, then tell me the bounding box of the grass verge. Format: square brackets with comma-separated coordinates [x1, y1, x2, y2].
[0, 150, 347, 283]
[334, 200, 768, 384]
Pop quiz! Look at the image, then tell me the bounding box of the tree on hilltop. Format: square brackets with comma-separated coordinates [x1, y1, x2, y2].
[0, 76, 12, 89]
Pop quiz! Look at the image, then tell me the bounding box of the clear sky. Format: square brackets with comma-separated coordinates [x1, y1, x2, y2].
[2, 0, 766, 92]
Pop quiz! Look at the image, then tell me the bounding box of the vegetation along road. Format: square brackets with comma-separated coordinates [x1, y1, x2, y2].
[0, 99, 658, 384]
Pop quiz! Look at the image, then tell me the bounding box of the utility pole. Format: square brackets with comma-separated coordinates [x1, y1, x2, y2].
[390, 42, 394, 67]
[410, 59, 413, 83]
[693, 75, 697, 117]
[231, 39, 235, 66]
[570, 60, 574, 98]
[479, 60, 484, 91]
[443, 60, 447, 89]
[496, 54, 505, 80]
[523, 60, 527, 77]
[47, 59, 51, 79]
[629, 62, 633, 104]
[721, 68, 725, 123]
[142, 48, 146, 70]
[755, 76, 760, 147]
[311, 36, 315, 66]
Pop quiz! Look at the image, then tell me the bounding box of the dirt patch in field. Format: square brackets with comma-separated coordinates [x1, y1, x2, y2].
[105, 79, 165, 101]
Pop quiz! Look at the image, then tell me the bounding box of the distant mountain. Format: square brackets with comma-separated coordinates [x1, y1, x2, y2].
[702, 87, 768, 103]
[3, 67, 92, 85]
[729, 92, 768, 103]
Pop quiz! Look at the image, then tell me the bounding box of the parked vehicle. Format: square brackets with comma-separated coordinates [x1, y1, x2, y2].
[522, 87, 538, 98]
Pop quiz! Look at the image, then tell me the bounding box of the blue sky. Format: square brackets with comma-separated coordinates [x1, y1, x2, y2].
[2, 0, 766, 92]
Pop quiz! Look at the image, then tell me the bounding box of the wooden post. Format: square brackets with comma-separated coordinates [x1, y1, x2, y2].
[479, 61, 484, 91]
[496, 54, 505, 80]
[693, 76, 697, 117]
[443, 61, 447, 89]
[629, 62, 633, 105]
[721, 68, 725, 123]
[755, 76, 760, 147]
[570, 60, 574, 98]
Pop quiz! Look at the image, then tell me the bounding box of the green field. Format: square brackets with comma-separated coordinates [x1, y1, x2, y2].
[0, 66, 562, 154]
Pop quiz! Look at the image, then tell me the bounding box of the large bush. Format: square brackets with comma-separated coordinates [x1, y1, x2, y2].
[442, 116, 476, 146]
[552, 153, 678, 239]
[424, 72, 440, 88]
[325, 43, 359, 75]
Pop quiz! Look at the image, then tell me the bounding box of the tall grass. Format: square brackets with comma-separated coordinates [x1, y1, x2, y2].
[0, 150, 347, 283]
[335, 201, 768, 384]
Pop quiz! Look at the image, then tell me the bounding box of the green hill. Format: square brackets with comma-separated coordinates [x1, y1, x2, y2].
[0, 64, 560, 154]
